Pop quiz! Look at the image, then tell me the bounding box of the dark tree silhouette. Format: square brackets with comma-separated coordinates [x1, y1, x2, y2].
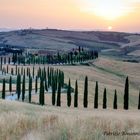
[2, 79, 5, 99]
[29, 76, 32, 103]
[94, 81, 98, 109]
[83, 76, 88, 108]
[52, 77, 56, 106]
[113, 90, 117, 109]
[17, 74, 21, 100]
[138, 91, 140, 110]
[57, 81, 61, 106]
[74, 80, 78, 108]
[22, 74, 25, 101]
[67, 79, 71, 107]
[103, 88, 107, 109]
[9, 76, 12, 93]
[124, 76, 129, 110]
[35, 76, 38, 93]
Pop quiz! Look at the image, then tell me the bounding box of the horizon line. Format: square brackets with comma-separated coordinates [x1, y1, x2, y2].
[0, 27, 140, 34]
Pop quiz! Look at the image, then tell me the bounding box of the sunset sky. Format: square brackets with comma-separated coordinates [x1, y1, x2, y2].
[0, 0, 140, 32]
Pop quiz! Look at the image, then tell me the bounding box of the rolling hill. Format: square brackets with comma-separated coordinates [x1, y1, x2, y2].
[0, 29, 140, 60]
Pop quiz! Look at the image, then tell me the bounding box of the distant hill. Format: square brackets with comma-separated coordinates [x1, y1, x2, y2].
[0, 29, 140, 59]
[0, 28, 15, 32]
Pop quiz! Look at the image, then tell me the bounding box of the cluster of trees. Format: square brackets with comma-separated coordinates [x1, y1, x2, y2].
[1, 66, 65, 106]
[0, 50, 22, 69]
[0, 47, 98, 69]
[0, 57, 11, 70]
[10, 47, 98, 65]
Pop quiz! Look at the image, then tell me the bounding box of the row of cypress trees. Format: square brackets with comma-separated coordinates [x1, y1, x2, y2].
[1, 66, 64, 105]
[66, 76, 139, 110]
[0, 47, 98, 68]
[1, 65, 64, 89]
[1, 47, 98, 65]
[1, 71, 139, 110]
[66, 78, 109, 108]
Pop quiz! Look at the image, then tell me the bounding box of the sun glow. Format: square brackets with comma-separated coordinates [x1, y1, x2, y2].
[82, 0, 135, 20]
[108, 26, 113, 31]
[94, 1, 125, 20]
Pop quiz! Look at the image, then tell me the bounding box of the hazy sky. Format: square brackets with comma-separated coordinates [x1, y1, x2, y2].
[0, 0, 140, 32]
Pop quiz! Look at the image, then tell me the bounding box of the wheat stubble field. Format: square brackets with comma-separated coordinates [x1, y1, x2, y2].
[0, 100, 140, 140]
[0, 55, 140, 140]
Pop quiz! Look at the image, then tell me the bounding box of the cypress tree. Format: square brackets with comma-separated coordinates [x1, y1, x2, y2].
[35, 76, 38, 93]
[9, 76, 12, 93]
[67, 79, 71, 107]
[94, 81, 98, 109]
[124, 76, 129, 110]
[15, 65, 17, 75]
[11, 68, 13, 75]
[52, 77, 56, 105]
[83, 76, 88, 108]
[103, 88, 107, 109]
[54, 71, 58, 90]
[138, 91, 140, 109]
[17, 74, 21, 100]
[27, 67, 29, 77]
[74, 80, 78, 108]
[2, 78, 5, 99]
[18, 67, 20, 75]
[43, 67, 46, 81]
[32, 66, 35, 79]
[16, 75, 18, 93]
[28, 68, 31, 77]
[39, 78, 45, 105]
[39, 78, 42, 104]
[50, 68, 53, 87]
[47, 67, 50, 87]
[22, 74, 25, 101]
[29, 76, 32, 103]
[0, 57, 2, 70]
[41, 80, 45, 105]
[113, 90, 117, 109]
[57, 81, 61, 106]
[38, 67, 41, 78]
[7, 65, 8, 73]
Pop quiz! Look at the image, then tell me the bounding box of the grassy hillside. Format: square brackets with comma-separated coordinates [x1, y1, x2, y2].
[1, 57, 139, 109]
[0, 99, 140, 140]
[0, 29, 140, 60]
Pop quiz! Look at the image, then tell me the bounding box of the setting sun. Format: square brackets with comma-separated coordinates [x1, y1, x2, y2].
[108, 26, 113, 31]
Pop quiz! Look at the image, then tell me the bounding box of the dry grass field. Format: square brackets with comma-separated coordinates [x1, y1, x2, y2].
[0, 56, 140, 140]
[0, 99, 140, 140]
